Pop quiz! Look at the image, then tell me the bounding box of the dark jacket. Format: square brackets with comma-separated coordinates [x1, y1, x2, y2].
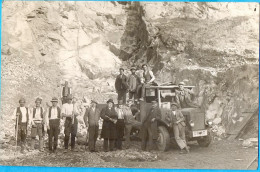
[143, 106, 161, 139]
[165, 110, 186, 128]
[175, 88, 198, 108]
[84, 107, 100, 126]
[100, 106, 118, 139]
[115, 74, 128, 91]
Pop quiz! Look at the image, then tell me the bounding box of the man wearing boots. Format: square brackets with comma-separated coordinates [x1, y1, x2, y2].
[30, 97, 45, 152]
[84, 100, 100, 152]
[46, 97, 61, 153]
[61, 94, 79, 152]
[13, 98, 30, 154]
[141, 100, 161, 151]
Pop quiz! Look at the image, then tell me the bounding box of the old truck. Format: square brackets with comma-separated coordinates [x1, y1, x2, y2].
[134, 84, 212, 151]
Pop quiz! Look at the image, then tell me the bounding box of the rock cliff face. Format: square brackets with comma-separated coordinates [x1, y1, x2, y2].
[1, 1, 259, 139]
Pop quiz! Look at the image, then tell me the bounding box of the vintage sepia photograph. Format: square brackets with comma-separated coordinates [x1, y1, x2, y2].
[0, 1, 259, 169]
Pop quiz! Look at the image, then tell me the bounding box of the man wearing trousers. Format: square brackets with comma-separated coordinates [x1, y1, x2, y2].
[61, 94, 79, 152]
[166, 102, 189, 154]
[46, 97, 61, 153]
[84, 100, 100, 152]
[13, 98, 30, 154]
[141, 100, 161, 151]
[115, 100, 125, 150]
[30, 97, 45, 152]
[115, 68, 128, 104]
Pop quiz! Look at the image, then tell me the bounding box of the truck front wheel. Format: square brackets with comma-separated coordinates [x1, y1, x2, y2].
[157, 126, 170, 151]
[197, 132, 212, 147]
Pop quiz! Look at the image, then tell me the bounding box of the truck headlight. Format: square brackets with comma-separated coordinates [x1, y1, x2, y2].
[189, 120, 195, 127]
[205, 119, 213, 126]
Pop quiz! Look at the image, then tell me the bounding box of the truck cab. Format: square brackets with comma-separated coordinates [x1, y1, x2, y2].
[136, 84, 212, 151]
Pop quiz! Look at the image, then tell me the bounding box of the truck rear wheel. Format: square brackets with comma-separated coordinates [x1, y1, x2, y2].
[157, 126, 170, 151]
[197, 132, 212, 147]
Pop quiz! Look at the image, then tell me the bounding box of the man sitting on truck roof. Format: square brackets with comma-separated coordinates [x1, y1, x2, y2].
[175, 82, 198, 109]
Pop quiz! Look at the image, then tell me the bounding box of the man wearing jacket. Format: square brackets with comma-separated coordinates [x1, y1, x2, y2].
[115, 68, 128, 104]
[84, 100, 100, 152]
[141, 100, 161, 151]
[30, 97, 45, 152]
[100, 99, 118, 152]
[127, 67, 140, 101]
[175, 82, 198, 108]
[166, 102, 189, 154]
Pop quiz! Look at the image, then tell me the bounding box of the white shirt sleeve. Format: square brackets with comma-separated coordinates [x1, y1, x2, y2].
[149, 71, 155, 83]
[12, 108, 17, 121]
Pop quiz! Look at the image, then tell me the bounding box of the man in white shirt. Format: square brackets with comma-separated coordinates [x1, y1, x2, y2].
[61, 94, 79, 152]
[13, 98, 30, 154]
[30, 97, 45, 152]
[115, 100, 125, 150]
[46, 97, 61, 153]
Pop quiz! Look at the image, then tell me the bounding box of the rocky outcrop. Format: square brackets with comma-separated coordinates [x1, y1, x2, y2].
[1, 1, 259, 140]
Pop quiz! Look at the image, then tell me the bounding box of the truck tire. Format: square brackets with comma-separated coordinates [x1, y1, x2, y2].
[157, 126, 170, 151]
[197, 132, 212, 147]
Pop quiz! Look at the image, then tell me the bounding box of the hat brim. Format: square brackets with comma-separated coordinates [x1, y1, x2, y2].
[51, 100, 58, 102]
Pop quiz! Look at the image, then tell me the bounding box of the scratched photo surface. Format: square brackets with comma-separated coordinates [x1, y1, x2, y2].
[1, 1, 259, 169]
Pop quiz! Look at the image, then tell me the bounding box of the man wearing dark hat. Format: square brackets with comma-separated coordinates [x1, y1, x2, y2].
[12, 98, 30, 154]
[166, 102, 189, 154]
[100, 99, 118, 152]
[115, 100, 126, 150]
[30, 97, 45, 152]
[84, 100, 100, 152]
[127, 67, 140, 101]
[46, 97, 61, 153]
[115, 68, 128, 104]
[175, 82, 198, 108]
[141, 100, 161, 151]
[61, 94, 79, 152]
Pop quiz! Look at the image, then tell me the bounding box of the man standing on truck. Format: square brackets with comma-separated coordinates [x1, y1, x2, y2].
[127, 67, 140, 101]
[61, 81, 72, 104]
[166, 102, 190, 154]
[115, 68, 128, 104]
[141, 100, 161, 151]
[175, 82, 198, 108]
[139, 64, 156, 101]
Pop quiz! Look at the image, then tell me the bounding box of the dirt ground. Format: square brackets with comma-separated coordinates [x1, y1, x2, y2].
[0, 139, 258, 170]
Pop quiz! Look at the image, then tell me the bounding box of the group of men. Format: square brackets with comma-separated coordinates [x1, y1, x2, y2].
[13, 94, 79, 154]
[115, 64, 156, 104]
[13, 64, 197, 154]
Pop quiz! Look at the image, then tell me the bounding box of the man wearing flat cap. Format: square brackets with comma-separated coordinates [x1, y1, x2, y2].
[84, 100, 100, 152]
[12, 98, 30, 154]
[61, 94, 79, 152]
[166, 102, 189, 154]
[115, 68, 128, 104]
[127, 67, 140, 101]
[175, 82, 198, 108]
[141, 100, 161, 151]
[30, 97, 45, 152]
[46, 97, 61, 153]
[100, 99, 118, 152]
